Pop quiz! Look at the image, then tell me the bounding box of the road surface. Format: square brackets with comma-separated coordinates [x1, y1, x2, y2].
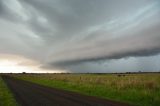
[2, 76, 130, 106]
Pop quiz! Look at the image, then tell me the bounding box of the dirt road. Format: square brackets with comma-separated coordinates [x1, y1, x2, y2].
[2, 76, 130, 106]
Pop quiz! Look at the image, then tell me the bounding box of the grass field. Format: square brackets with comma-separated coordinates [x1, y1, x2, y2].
[14, 73, 160, 106]
[0, 76, 18, 106]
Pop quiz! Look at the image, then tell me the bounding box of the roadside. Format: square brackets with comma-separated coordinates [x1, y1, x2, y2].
[0, 76, 18, 106]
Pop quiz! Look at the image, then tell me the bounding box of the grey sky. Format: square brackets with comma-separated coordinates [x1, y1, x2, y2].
[0, 0, 160, 73]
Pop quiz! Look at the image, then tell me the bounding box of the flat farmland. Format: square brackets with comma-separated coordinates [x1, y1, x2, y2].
[12, 73, 160, 106]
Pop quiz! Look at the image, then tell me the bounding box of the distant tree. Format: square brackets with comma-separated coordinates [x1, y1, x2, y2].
[126, 72, 131, 74]
[22, 72, 26, 74]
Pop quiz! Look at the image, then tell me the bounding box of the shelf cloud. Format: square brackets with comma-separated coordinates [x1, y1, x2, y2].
[0, 0, 160, 72]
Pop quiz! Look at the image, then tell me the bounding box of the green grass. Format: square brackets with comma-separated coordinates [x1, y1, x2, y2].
[0, 76, 18, 106]
[14, 73, 160, 106]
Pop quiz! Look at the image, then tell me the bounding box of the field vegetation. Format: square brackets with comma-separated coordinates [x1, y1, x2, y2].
[0, 76, 18, 106]
[14, 73, 160, 106]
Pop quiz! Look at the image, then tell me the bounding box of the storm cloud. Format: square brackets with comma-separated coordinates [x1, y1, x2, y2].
[0, 0, 160, 72]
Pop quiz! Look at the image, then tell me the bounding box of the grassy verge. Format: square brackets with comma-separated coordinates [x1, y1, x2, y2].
[0, 76, 18, 106]
[14, 73, 160, 106]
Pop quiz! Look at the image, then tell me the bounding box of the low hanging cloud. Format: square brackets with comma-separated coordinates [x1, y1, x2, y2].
[47, 23, 160, 68]
[0, 0, 160, 72]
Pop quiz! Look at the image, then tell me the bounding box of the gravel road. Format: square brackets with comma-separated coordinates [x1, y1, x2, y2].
[2, 76, 130, 106]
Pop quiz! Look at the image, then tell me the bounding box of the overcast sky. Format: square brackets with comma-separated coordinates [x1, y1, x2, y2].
[0, 0, 160, 73]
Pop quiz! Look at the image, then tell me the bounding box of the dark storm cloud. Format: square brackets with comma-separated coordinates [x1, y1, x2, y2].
[0, 0, 160, 72]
